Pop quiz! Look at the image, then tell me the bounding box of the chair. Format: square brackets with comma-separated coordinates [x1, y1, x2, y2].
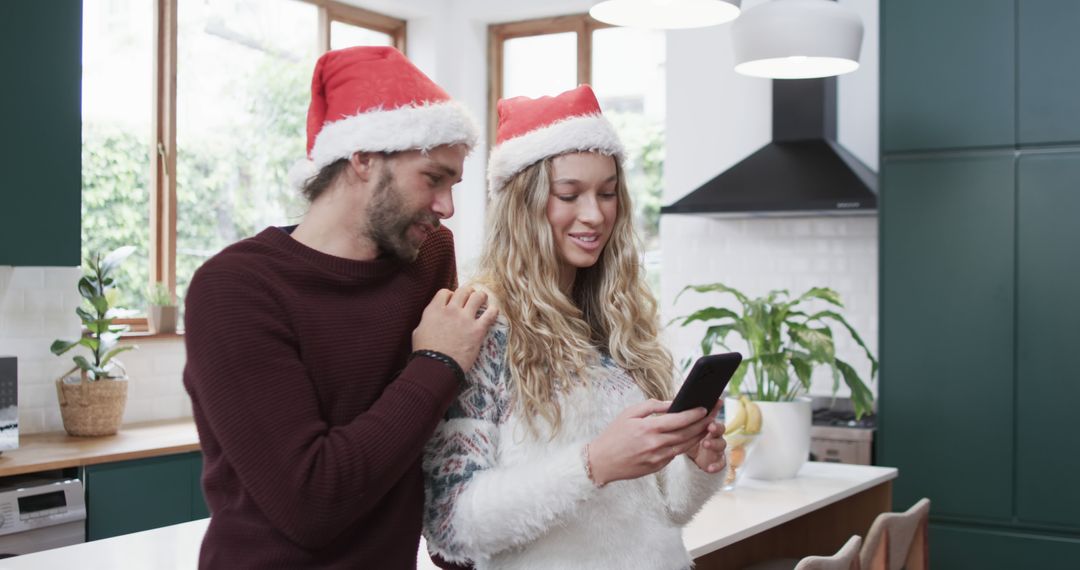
[794, 535, 863, 570]
[743, 535, 862, 570]
[859, 498, 930, 570]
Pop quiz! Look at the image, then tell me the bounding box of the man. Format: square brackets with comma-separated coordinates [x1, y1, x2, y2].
[183, 46, 497, 569]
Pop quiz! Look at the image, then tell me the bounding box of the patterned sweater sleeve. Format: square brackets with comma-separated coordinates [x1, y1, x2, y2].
[423, 325, 597, 564]
[658, 453, 725, 525]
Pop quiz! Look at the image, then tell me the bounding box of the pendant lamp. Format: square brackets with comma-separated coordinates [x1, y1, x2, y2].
[732, 0, 863, 79]
[589, 0, 741, 30]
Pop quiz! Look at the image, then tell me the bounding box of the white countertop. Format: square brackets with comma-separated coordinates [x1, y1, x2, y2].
[0, 462, 896, 569]
[682, 461, 897, 557]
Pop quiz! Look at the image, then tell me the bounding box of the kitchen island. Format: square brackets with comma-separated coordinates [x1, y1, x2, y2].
[0, 462, 896, 569]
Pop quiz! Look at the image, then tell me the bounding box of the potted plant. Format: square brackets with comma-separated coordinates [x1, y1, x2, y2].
[147, 281, 179, 334]
[50, 246, 138, 437]
[673, 282, 877, 480]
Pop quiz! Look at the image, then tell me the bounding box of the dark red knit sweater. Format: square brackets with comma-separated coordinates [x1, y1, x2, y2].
[183, 226, 459, 569]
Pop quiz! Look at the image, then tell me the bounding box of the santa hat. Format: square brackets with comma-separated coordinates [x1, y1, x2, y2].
[288, 46, 479, 188]
[487, 85, 624, 194]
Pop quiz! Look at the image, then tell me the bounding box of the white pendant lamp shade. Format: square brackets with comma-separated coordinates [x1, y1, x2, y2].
[732, 0, 863, 79]
[590, 0, 741, 30]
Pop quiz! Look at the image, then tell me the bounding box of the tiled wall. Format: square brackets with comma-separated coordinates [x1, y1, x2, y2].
[659, 215, 879, 400]
[0, 267, 190, 435]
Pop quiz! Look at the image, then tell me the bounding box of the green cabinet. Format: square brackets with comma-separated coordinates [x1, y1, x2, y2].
[930, 523, 1080, 569]
[0, 0, 82, 266]
[879, 154, 1016, 521]
[1015, 153, 1080, 529]
[1018, 0, 1080, 145]
[85, 452, 208, 541]
[882, 0, 1015, 152]
[881, 0, 1080, 562]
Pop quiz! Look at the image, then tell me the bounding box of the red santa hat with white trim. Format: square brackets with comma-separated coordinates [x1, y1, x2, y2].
[487, 85, 624, 194]
[288, 46, 479, 188]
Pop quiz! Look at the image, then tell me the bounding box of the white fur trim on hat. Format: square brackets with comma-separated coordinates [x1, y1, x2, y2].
[309, 100, 479, 172]
[287, 159, 318, 190]
[487, 114, 624, 194]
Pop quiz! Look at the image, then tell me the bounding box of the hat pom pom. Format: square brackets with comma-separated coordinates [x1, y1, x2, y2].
[287, 159, 318, 191]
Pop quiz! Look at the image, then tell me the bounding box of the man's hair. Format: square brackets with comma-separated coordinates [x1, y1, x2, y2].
[301, 152, 404, 203]
[472, 156, 674, 439]
[301, 158, 351, 203]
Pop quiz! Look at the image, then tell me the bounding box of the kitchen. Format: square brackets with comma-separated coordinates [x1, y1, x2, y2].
[0, 0, 1077, 568]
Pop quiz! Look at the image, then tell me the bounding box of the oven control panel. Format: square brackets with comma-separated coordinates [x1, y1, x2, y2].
[0, 478, 86, 536]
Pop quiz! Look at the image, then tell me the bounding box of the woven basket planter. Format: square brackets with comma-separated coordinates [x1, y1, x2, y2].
[55, 371, 128, 437]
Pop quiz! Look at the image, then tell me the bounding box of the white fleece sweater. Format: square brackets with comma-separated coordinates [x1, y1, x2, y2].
[422, 321, 723, 570]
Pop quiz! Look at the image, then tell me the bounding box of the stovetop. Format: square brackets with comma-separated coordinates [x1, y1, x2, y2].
[812, 408, 876, 429]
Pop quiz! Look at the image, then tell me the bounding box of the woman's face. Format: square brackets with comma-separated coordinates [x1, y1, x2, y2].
[545, 152, 619, 284]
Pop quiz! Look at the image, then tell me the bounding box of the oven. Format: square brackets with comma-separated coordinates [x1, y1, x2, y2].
[0, 475, 86, 557]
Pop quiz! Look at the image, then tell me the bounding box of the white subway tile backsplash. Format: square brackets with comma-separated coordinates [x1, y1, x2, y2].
[0, 267, 192, 434]
[17, 383, 53, 409]
[661, 215, 879, 402]
[18, 408, 45, 435]
[149, 396, 192, 420]
[8, 268, 44, 290]
[0, 290, 23, 315]
[44, 268, 81, 290]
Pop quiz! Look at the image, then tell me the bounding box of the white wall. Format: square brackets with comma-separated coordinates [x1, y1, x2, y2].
[662, 0, 880, 400]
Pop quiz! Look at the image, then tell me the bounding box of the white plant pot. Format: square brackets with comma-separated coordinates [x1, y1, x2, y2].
[725, 396, 812, 480]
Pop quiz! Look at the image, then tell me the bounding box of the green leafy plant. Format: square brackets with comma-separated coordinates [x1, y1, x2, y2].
[673, 283, 878, 419]
[50, 246, 138, 381]
[147, 282, 176, 307]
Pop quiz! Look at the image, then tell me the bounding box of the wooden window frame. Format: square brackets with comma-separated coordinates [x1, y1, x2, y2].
[304, 0, 407, 53]
[487, 14, 610, 144]
[117, 0, 405, 336]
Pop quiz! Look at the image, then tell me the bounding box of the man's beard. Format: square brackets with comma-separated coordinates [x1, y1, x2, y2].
[365, 169, 439, 262]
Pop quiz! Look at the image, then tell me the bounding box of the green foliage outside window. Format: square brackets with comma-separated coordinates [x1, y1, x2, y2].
[82, 57, 310, 313]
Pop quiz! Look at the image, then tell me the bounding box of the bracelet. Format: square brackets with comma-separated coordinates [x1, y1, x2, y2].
[583, 443, 604, 488]
[408, 349, 467, 385]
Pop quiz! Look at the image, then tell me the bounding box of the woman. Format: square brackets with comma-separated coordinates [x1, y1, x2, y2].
[423, 85, 726, 570]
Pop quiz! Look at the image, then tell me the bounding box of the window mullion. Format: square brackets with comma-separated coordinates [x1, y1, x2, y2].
[151, 0, 178, 296]
[317, 6, 331, 54]
[577, 18, 591, 86]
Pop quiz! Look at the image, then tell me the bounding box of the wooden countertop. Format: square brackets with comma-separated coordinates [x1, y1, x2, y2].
[0, 418, 199, 477]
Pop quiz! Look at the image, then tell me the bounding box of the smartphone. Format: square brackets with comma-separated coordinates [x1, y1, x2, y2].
[668, 352, 743, 413]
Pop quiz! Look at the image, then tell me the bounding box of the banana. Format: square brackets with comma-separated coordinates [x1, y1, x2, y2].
[725, 398, 747, 433]
[742, 396, 763, 434]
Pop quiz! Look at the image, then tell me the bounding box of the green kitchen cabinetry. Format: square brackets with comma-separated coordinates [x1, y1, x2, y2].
[930, 523, 1080, 569]
[881, 0, 1080, 564]
[84, 452, 208, 541]
[1015, 152, 1080, 529]
[1018, 0, 1080, 145]
[879, 154, 1016, 521]
[0, 0, 82, 266]
[882, 0, 1015, 152]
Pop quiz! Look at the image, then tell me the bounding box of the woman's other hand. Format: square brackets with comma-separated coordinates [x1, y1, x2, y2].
[586, 399, 711, 486]
[684, 399, 726, 474]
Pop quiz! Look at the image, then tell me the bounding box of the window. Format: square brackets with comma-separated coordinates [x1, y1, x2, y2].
[80, 0, 406, 333]
[489, 15, 666, 291]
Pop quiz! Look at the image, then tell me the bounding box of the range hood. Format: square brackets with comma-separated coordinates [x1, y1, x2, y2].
[661, 77, 877, 217]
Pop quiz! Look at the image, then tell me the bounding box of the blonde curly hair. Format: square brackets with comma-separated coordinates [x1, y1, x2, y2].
[474, 155, 673, 438]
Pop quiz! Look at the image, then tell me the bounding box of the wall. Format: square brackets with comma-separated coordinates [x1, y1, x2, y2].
[0, 268, 190, 434]
[661, 0, 880, 399]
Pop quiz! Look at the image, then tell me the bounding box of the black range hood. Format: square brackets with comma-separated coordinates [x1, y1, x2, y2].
[661, 77, 877, 217]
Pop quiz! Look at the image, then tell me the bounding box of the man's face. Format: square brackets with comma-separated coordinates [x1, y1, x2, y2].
[364, 144, 467, 262]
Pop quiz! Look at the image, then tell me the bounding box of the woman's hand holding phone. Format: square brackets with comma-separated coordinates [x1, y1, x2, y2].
[684, 399, 727, 473]
[585, 399, 712, 486]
